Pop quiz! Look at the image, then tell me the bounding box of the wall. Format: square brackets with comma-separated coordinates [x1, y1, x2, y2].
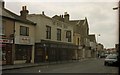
[27, 14, 73, 43]
[15, 22, 35, 45]
[2, 18, 14, 39]
[73, 33, 81, 45]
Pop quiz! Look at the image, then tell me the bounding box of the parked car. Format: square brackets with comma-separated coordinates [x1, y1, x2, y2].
[104, 53, 109, 57]
[104, 54, 118, 66]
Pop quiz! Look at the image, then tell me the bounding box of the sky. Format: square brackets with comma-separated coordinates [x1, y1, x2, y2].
[3, 0, 119, 48]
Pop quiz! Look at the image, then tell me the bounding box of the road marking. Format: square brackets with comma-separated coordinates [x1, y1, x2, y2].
[38, 70, 41, 72]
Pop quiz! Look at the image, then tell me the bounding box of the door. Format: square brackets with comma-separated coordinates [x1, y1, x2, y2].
[6, 44, 12, 65]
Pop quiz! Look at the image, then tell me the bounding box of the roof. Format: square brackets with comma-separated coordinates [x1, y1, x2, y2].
[52, 15, 60, 19]
[69, 20, 85, 25]
[89, 34, 96, 42]
[29, 14, 52, 20]
[28, 14, 72, 26]
[0, 7, 36, 25]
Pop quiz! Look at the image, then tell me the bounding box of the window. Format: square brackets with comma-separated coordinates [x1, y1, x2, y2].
[1, 20, 5, 35]
[66, 31, 71, 42]
[15, 45, 31, 60]
[57, 29, 61, 41]
[20, 26, 29, 36]
[46, 26, 51, 39]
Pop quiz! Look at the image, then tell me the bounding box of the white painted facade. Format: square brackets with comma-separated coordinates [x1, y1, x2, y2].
[27, 14, 73, 43]
[14, 21, 35, 64]
[15, 22, 35, 45]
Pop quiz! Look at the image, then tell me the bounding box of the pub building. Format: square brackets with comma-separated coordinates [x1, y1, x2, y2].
[26, 9, 78, 63]
[35, 40, 78, 62]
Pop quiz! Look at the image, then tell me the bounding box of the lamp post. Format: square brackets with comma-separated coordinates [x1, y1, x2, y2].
[113, 1, 120, 55]
[113, 2, 119, 24]
[113, 1, 120, 36]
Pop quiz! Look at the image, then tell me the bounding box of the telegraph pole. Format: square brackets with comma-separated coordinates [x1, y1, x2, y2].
[113, 1, 120, 25]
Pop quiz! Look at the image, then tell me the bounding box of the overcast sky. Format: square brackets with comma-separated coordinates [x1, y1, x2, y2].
[4, 0, 119, 48]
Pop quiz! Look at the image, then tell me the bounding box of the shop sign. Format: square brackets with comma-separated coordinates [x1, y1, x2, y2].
[0, 39, 13, 43]
[20, 37, 30, 44]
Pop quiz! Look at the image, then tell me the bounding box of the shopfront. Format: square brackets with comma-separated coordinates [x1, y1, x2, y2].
[1, 44, 12, 65]
[35, 40, 78, 63]
[14, 45, 32, 64]
[0, 37, 13, 65]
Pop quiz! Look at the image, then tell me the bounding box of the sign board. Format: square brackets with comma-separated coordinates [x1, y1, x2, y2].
[19, 37, 30, 44]
[0, 39, 13, 43]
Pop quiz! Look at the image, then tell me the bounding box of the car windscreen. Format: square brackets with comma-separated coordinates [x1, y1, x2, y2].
[106, 55, 117, 59]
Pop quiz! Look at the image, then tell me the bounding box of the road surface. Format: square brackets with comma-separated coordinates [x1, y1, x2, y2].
[2, 58, 118, 73]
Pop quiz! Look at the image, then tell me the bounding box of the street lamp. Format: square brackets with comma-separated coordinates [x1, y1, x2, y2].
[113, 1, 120, 23]
[113, 1, 120, 27]
[96, 34, 100, 43]
[113, 1, 120, 55]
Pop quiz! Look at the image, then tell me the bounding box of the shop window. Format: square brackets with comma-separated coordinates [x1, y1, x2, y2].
[15, 45, 32, 60]
[20, 26, 29, 36]
[15, 45, 27, 60]
[2, 47, 6, 61]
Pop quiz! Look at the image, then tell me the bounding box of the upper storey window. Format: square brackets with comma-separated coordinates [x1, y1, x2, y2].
[20, 26, 29, 36]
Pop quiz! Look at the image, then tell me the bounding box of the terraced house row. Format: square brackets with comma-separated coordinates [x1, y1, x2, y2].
[0, 1, 97, 65]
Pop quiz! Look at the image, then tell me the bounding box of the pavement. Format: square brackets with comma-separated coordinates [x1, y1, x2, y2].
[1, 62, 48, 71]
[1, 59, 84, 71]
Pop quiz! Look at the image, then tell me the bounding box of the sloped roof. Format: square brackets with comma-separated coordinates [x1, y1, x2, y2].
[0, 7, 36, 25]
[52, 15, 64, 21]
[69, 20, 85, 25]
[28, 14, 53, 21]
[52, 15, 59, 18]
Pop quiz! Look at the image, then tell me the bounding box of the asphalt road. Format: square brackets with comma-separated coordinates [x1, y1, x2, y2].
[2, 58, 118, 73]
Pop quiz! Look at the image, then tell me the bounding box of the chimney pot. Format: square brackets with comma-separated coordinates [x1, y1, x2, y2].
[42, 11, 45, 15]
[62, 15, 63, 18]
[22, 6, 24, 10]
[25, 6, 26, 10]
[64, 12, 67, 15]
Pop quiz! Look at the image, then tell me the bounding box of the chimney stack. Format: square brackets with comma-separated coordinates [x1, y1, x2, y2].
[64, 12, 69, 22]
[61, 15, 63, 18]
[0, 0, 5, 8]
[20, 6, 29, 19]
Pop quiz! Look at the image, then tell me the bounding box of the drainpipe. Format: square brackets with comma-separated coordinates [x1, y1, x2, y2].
[11, 21, 15, 65]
